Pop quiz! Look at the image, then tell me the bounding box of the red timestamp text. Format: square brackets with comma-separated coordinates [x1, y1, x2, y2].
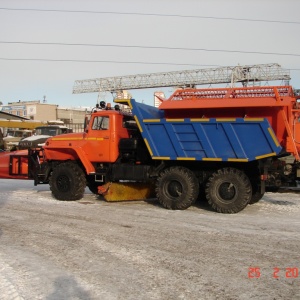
[248, 267, 299, 279]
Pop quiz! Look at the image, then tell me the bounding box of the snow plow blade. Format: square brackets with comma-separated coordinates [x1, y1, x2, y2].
[98, 182, 156, 201]
[0, 150, 29, 179]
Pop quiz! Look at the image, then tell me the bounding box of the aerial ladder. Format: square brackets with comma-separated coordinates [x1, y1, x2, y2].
[72, 63, 291, 98]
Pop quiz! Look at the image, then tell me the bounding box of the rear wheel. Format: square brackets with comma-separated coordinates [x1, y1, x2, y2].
[249, 181, 265, 204]
[205, 168, 252, 213]
[156, 166, 199, 210]
[50, 161, 86, 200]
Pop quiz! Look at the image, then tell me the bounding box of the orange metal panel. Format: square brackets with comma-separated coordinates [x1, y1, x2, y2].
[0, 150, 29, 179]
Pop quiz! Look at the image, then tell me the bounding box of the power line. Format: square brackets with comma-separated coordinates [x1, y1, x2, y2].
[0, 57, 219, 67]
[0, 7, 299, 25]
[1, 57, 300, 72]
[1, 41, 300, 57]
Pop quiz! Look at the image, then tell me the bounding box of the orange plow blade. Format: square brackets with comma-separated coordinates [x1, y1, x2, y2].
[0, 150, 29, 179]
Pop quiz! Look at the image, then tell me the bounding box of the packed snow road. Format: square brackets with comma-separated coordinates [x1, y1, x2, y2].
[0, 179, 299, 300]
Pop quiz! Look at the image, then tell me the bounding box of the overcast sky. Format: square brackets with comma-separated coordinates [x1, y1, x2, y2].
[0, 0, 300, 108]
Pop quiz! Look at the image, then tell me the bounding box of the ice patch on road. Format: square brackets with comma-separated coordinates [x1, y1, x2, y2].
[257, 192, 300, 214]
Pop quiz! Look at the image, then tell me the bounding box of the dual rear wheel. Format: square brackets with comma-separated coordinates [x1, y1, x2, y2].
[157, 166, 253, 213]
[205, 168, 252, 213]
[156, 166, 199, 210]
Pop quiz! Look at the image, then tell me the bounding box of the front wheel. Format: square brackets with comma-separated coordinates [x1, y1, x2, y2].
[205, 168, 252, 213]
[49, 161, 86, 200]
[156, 166, 199, 210]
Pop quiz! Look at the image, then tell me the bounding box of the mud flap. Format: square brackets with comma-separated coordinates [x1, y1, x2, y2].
[98, 182, 155, 202]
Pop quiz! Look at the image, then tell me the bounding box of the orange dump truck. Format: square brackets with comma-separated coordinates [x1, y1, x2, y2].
[0, 85, 299, 213]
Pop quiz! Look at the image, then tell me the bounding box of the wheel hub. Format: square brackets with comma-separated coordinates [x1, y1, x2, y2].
[167, 180, 183, 198]
[218, 182, 236, 201]
[57, 175, 70, 192]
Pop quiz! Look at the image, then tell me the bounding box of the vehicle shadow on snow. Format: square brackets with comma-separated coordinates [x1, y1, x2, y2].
[142, 184, 215, 212]
[262, 197, 298, 206]
[46, 276, 92, 300]
[143, 197, 216, 212]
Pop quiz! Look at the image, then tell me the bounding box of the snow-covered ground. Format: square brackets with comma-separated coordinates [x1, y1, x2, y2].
[0, 179, 299, 300]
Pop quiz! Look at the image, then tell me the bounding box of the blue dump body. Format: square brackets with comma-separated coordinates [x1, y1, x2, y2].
[123, 99, 282, 162]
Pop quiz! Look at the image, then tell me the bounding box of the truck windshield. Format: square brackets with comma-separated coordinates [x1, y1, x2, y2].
[6, 130, 25, 137]
[92, 116, 109, 130]
[35, 127, 59, 136]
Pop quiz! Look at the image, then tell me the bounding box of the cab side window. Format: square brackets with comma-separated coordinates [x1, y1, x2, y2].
[92, 116, 109, 130]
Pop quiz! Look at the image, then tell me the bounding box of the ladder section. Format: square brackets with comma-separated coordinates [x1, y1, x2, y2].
[73, 63, 290, 94]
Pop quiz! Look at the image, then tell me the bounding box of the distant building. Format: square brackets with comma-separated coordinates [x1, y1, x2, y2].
[56, 107, 88, 125]
[0, 100, 88, 132]
[1, 100, 57, 120]
[115, 90, 132, 100]
[0, 110, 28, 121]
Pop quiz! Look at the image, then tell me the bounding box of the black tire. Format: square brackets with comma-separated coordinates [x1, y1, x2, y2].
[249, 191, 264, 204]
[249, 182, 264, 204]
[205, 168, 252, 213]
[156, 166, 199, 210]
[49, 161, 86, 200]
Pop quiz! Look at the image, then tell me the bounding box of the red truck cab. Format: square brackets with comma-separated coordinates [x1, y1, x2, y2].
[44, 110, 134, 173]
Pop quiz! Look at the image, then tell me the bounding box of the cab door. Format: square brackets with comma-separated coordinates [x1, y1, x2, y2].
[84, 115, 111, 162]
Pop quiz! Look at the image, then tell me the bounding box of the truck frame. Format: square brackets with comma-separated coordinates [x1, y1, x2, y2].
[1, 85, 300, 213]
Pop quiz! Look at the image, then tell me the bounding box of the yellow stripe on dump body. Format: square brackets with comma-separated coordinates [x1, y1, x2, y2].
[190, 118, 210, 122]
[215, 118, 236, 122]
[202, 158, 222, 161]
[143, 138, 153, 156]
[267, 127, 280, 147]
[227, 158, 249, 162]
[166, 119, 184, 122]
[244, 118, 264, 122]
[143, 119, 161, 123]
[255, 152, 276, 160]
[134, 115, 143, 133]
[176, 157, 196, 161]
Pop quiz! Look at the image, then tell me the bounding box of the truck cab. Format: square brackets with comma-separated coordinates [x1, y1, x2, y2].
[44, 109, 136, 164]
[4, 129, 33, 151]
[19, 124, 72, 149]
